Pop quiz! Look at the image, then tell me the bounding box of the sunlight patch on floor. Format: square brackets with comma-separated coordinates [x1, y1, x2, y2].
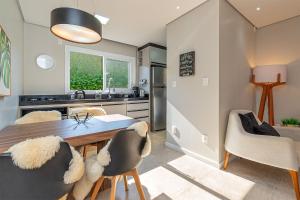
[127, 166, 222, 200]
[167, 155, 255, 200]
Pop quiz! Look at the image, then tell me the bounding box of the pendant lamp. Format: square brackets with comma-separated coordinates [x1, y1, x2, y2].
[51, 7, 102, 44]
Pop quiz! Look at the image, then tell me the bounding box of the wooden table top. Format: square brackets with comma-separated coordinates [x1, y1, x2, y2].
[0, 114, 137, 153]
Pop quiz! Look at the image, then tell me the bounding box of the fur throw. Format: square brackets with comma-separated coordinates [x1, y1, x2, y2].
[127, 121, 151, 157]
[7, 136, 84, 184]
[8, 136, 62, 169]
[64, 146, 85, 184]
[15, 111, 62, 125]
[73, 121, 151, 200]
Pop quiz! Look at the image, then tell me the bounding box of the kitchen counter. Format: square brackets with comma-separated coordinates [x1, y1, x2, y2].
[19, 97, 149, 108]
[18, 94, 150, 123]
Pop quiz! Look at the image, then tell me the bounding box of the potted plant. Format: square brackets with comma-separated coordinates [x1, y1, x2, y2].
[281, 118, 300, 127]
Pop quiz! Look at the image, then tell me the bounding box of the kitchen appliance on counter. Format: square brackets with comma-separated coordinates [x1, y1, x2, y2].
[139, 88, 145, 97]
[132, 86, 140, 98]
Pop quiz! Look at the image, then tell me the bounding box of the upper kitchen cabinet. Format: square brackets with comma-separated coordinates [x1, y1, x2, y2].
[138, 43, 167, 66]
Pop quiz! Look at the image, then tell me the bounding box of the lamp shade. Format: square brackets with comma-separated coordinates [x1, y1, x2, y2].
[253, 65, 287, 83]
[50, 7, 102, 44]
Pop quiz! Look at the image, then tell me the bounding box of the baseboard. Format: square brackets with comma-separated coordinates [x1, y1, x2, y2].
[165, 142, 223, 168]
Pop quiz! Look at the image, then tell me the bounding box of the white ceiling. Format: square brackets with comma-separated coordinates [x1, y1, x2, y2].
[18, 0, 207, 47]
[18, 0, 300, 47]
[228, 0, 300, 28]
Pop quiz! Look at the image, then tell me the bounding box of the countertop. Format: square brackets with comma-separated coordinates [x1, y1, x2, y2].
[19, 96, 149, 109]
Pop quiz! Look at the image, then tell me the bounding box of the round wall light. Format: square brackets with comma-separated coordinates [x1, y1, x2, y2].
[36, 55, 55, 70]
[50, 7, 102, 44]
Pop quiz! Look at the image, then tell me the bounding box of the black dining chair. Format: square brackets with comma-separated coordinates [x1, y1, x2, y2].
[90, 129, 148, 200]
[0, 142, 74, 200]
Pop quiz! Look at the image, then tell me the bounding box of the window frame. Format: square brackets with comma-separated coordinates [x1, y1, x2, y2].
[65, 45, 136, 94]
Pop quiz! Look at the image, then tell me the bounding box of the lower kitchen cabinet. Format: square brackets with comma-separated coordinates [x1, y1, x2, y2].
[101, 104, 127, 116]
[126, 102, 150, 123]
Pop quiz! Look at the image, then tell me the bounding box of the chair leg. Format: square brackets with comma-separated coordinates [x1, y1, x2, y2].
[289, 170, 300, 200]
[123, 175, 129, 191]
[91, 176, 105, 200]
[82, 145, 88, 158]
[223, 151, 230, 170]
[110, 176, 119, 200]
[131, 169, 146, 200]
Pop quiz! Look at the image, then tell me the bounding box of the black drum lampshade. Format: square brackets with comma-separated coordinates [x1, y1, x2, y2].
[50, 7, 102, 44]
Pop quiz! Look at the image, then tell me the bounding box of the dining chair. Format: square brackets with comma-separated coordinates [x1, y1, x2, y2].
[68, 106, 107, 118]
[69, 106, 107, 158]
[15, 110, 62, 124]
[90, 129, 148, 200]
[0, 141, 80, 200]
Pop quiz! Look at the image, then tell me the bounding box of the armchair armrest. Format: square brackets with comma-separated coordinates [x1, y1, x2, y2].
[274, 126, 300, 142]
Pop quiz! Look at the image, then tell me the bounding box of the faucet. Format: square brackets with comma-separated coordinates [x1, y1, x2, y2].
[74, 90, 85, 99]
[107, 77, 113, 99]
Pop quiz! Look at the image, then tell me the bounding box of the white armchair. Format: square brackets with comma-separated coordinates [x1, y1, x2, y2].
[224, 110, 300, 200]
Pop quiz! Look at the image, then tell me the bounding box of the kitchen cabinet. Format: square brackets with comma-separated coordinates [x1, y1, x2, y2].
[127, 102, 149, 111]
[102, 104, 127, 116]
[19, 99, 150, 123]
[126, 102, 149, 123]
[150, 47, 166, 64]
[138, 44, 166, 66]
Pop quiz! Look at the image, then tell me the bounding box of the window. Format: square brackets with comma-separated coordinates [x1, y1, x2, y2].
[106, 59, 129, 89]
[70, 52, 103, 90]
[65, 46, 135, 93]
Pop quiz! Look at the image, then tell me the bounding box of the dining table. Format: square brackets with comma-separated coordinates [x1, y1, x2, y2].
[0, 114, 139, 198]
[0, 114, 138, 153]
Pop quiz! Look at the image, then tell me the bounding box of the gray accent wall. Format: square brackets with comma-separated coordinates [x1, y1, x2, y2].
[166, 0, 256, 166]
[166, 0, 220, 165]
[23, 23, 138, 95]
[219, 0, 256, 161]
[0, 0, 24, 130]
[256, 16, 300, 124]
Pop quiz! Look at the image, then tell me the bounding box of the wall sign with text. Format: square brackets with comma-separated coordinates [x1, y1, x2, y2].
[179, 51, 195, 77]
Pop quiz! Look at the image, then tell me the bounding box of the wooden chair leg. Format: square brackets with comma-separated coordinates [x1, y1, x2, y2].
[132, 169, 146, 200]
[91, 176, 105, 200]
[82, 146, 88, 158]
[110, 176, 119, 200]
[223, 151, 230, 170]
[289, 170, 300, 200]
[123, 175, 129, 191]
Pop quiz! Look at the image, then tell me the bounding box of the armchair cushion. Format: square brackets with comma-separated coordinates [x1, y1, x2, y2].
[253, 122, 280, 137]
[239, 112, 258, 133]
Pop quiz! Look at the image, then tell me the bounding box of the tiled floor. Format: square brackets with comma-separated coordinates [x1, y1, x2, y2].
[92, 132, 296, 200]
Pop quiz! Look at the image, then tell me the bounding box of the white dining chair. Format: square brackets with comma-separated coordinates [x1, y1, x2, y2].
[68, 107, 107, 118]
[15, 111, 62, 125]
[69, 107, 107, 158]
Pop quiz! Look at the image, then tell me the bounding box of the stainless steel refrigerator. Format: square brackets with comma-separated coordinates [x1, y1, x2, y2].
[150, 62, 166, 131]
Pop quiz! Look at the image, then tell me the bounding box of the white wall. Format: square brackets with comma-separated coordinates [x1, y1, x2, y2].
[256, 16, 300, 124]
[23, 23, 138, 95]
[0, 0, 24, 130]
[166, 0, 220, 166]
[219, 0, 256, 161]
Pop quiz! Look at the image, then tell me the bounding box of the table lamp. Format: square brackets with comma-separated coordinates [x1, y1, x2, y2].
[251, 65, 287, 125]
